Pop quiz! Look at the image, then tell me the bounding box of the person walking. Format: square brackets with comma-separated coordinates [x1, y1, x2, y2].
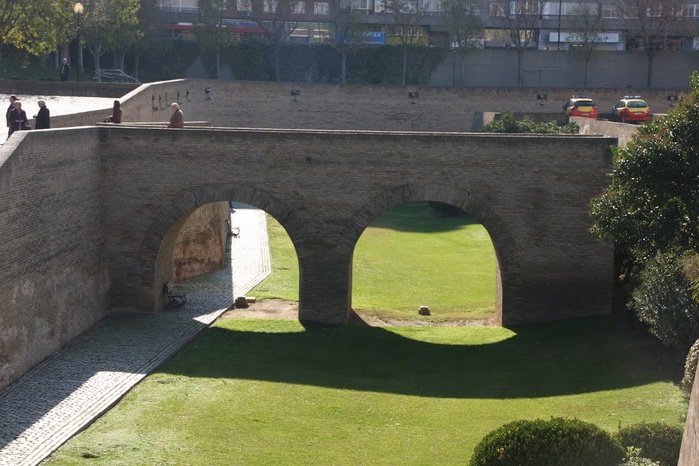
[8, 100, 29, 137]
[168, 102, 184, 128]
[105, 100, 122, 123]
[60, 58, 70, 81]
[34, 100, 50, 129]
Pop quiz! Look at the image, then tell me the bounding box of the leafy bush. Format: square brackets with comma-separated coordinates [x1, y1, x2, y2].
[469, 417, 625, 466]
[620, 447, 661, 465]
[630, 251, 699, 354]
[480, 112, 579, 134]
[614, 423, 684, 466]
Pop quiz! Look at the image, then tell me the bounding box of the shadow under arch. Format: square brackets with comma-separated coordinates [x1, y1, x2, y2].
[165, 316, 674, 399]
[339, 183, 520, 325]
[138, 183, 306, 311]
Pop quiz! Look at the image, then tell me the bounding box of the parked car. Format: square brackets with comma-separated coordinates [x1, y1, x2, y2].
[563, 95, 598, 119]
[612, 96, 652, 123]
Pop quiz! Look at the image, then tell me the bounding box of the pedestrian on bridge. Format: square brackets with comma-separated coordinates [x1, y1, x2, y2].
[168, 102, 184, 128]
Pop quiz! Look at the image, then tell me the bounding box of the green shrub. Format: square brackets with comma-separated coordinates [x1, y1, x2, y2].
[630, 251, 699, 354]
[480, 112, 579, 134]
[620, 447, 661, 465]
[469, 417, 625, 466]
[614, 422, 684, 466]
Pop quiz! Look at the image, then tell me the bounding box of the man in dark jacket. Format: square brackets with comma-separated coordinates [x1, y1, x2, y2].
[60, 58, 70, 81]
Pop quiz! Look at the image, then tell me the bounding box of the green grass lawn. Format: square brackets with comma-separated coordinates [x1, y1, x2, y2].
[43, 201, 689, 464]
[252, 202, 497, 322]
[45, 317, 687, 465]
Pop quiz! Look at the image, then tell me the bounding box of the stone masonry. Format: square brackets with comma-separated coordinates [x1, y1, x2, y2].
[1, 79, 623, 392]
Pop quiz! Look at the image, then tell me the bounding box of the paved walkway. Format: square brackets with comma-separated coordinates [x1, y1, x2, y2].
[0, 203, 271, 466]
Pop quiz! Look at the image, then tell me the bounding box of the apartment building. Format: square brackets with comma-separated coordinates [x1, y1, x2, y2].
[155, 0, 699, 51]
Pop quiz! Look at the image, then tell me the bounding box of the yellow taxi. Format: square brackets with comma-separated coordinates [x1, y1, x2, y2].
[562, 95, 598, 119]
[612, 96, 652, 123]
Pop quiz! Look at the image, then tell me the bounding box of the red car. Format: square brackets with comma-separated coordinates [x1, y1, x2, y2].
[612, 96, 652, 123]
[563, 95, 598, 119]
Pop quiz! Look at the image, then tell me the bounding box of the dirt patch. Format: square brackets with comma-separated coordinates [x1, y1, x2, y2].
[219, 299, 496, 327]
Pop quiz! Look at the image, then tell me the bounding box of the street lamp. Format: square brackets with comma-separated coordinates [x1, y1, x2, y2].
[73, 2, 84, 82]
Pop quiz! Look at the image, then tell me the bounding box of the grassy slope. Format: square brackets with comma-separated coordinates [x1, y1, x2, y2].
[45, 318, 687, 465]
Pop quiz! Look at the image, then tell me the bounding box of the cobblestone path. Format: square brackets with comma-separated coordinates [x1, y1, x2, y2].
[0, 203, 270, 466]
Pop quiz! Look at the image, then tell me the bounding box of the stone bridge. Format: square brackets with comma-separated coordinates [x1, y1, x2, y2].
[1, 124, 616, 388]
[98, 126, 615, 325]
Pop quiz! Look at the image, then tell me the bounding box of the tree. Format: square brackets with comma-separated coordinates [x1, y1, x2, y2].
[591, 71, 699, 266]
[490, 0, 540, 87]
[565, 2, 606, 87]
[618, 0, 696, 88]
[440, 0, 485, 86]
[0, 0, 73, 75]
[382, 0, 426, 86]
[80, 0, 141, 82]
[330, 0, 367, 84]
[250, 0, 297, 81]
[196, 0, 232, 79]
[130, 0, 169, 80]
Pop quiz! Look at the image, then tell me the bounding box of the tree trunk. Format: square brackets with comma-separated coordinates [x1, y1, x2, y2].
[402, 41, 408, 86]
[133, 52, 140, 80]
[516, 48, 524, 87]
[341, 50, 347, 84]
[274, 45, 281, 82]
[88, 43, 103, 82]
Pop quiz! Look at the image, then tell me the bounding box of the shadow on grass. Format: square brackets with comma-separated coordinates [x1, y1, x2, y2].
[368, 202, 481, 234]
[161, 316, 679, 399]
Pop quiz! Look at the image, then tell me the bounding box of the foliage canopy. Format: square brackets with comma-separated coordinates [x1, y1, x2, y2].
[590, 72, 699, 265]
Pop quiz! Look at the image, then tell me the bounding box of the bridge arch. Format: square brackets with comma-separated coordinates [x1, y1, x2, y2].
[340, 183, 516, 324]
[136, 183, 305, 311]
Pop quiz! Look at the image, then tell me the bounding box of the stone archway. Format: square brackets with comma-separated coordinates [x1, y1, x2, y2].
[134, 183, 305, 312]
[339, 183, 515, 324]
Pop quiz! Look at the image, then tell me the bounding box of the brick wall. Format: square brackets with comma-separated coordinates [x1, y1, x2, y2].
[174, 202, 229, 282]
[98, 127, 615, 327]
[0, 128, 108, 390]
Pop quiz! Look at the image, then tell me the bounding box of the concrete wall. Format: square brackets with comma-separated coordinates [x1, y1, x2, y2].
[574, 117, 641, 148]
[0, 128, 109, 390]
[432, 50, 699, 89]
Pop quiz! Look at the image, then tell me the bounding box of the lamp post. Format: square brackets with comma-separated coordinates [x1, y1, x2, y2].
[73, 2, 84, 82]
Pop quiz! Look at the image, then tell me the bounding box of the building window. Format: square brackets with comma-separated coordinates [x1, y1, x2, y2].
[682, 4, 699, 17]
[542, 2, 598, 19]
[512, 1, 540, 15]
[292, 0, 306, 13]
[646, 5, 662, 17]
[489, 2, 506, 16]
[601, 4, 618, 18]
[314, 1, 329, 14]
[264, 0, 277, 12]
[158, 0, 199, 13]
[237, 0, 251, 12]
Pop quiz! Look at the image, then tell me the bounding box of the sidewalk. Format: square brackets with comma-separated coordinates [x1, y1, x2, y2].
[0, 203, 270, 466]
